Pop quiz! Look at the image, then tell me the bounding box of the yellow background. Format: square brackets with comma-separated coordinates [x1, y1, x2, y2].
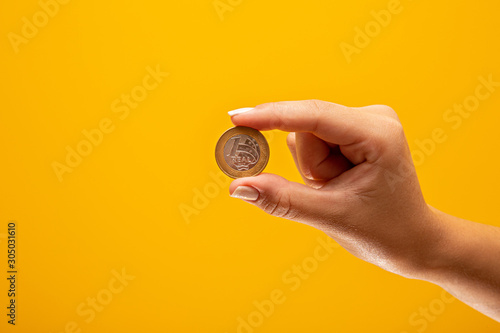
[1, 0, 500, 332]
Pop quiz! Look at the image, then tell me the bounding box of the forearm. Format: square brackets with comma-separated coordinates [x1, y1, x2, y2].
[417, 207, 500, 321]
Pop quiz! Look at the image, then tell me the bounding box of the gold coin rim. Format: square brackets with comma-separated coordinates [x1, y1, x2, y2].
[215, 126, 270, 179]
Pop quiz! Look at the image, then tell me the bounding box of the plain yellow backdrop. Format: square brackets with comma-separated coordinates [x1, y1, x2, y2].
[1, 0, 500, 332]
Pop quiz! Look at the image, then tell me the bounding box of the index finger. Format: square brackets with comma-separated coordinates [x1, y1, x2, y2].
[230, 100, 375, 146]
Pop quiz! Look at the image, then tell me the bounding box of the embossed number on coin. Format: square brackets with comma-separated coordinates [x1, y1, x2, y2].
[223, 134, 260, 171]
[215, 127, 269, 178]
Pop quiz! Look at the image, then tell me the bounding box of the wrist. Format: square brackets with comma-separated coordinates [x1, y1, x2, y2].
[399, 206, 454, 282]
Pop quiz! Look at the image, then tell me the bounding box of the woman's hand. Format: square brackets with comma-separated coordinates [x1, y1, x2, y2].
[228, 100, 500, 321]
[229, 100, 438, 277]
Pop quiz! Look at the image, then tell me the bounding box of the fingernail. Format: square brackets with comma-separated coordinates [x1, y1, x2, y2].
[230, 186, 259, 201]
[228, 107, 254, 116]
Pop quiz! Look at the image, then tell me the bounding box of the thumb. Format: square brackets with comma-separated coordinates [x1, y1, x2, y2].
[229, 173, 341, 227]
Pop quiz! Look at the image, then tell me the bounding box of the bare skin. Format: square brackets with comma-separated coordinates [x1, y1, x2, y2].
[228, 100, 500, 322]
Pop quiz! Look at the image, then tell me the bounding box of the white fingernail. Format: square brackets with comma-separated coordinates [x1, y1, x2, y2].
[230, 186, 259, 201]
[228, 107, 254, 116]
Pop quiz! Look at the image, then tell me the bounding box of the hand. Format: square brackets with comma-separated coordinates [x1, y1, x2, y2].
[228, 100, 500, 322]
[229, 100, 439, 278]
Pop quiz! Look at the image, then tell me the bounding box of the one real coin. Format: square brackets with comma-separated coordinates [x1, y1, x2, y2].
[215, 126, 269, 178]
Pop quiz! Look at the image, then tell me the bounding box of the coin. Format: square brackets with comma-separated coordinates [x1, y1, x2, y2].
[215, 126, 270, 178]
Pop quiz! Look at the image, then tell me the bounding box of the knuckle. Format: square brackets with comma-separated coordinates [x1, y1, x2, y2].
[269, 102, 287, 130]
[363, 115, 405, 159]
[378, 105, 400, 121]
[260, 188, 296, 220]
[309, 99, 327, 110]
[385, 117, 405, 140]
[308, 100, 327, 132]
[309, 99, 330, 116]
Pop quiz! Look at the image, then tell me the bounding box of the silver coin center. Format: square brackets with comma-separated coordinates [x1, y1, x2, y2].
[223, 134, 261, 171]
